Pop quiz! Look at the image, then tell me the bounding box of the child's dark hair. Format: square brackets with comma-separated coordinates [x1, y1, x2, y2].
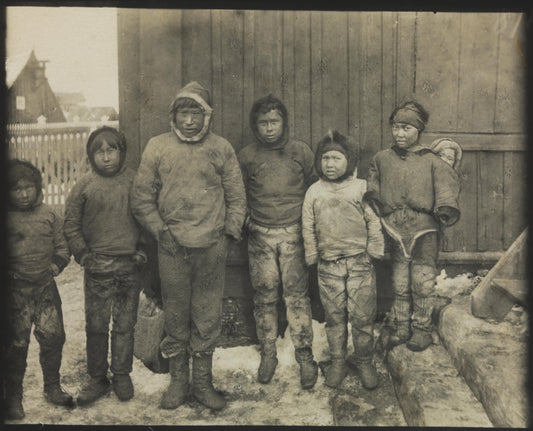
[8, 159, 43, 191]
[250, 94, 288, 126]
[86, 127, 127, 174]
[389, 101, 430, 131]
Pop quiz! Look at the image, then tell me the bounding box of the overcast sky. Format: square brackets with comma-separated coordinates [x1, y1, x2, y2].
[6, 6, 119, 110]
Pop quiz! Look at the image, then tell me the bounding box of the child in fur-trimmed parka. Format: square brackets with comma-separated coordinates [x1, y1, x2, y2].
[64, 127, 147, 405]
[5, 159, 73, 420]
[131, 81, 246, 411]
[302, 130, 384, 389]
[366, 101, 460, 353]
[238, 95, 319, 390]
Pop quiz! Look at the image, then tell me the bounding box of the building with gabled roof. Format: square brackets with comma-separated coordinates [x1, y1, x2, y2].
[6, 50, 66, 123]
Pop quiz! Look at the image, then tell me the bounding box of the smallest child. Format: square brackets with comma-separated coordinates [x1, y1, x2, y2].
[430, 138, 462, 171]
[5, 160, 74, 420]
[302, 130, 385, 389]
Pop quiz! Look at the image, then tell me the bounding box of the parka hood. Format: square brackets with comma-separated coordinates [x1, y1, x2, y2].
[170, 81, 213, 143]
[86, 126, 127, 177]
[315, 130, 359, 183]
[8, 159, 44, 210]
[249, 94, 289, 149]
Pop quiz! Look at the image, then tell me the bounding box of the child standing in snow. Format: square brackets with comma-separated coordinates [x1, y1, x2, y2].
[5, 159, 74, 420]
[64, 127, 147, 405]
[238, 95, 319, 390]
[131, 81, 246, 411]
[367, 101, 461, 352]
[302, 130, 384, 389]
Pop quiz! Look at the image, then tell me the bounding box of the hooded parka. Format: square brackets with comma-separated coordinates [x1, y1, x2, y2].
[131, 81, 246, 247]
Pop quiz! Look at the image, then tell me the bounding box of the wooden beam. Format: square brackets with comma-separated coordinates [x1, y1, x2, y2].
[422, 132, 526, 152]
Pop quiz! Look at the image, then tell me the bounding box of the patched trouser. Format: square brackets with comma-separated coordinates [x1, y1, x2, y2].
[6, 278, 66, 394]
[318, 253, 376, 363]
[389, 232, 438, 332]
[84, 270, 140, 377]
[158, 236, 227, 358]
[247, 222, 313, 350]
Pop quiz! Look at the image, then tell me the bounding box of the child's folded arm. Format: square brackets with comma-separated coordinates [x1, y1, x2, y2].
[221, 146, 247, 241]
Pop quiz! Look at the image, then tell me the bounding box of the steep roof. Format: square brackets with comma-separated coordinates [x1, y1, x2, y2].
[5, 49, 34, 88]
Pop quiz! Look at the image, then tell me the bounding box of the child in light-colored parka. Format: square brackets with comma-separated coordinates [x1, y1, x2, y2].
[302, 130, 384, 389]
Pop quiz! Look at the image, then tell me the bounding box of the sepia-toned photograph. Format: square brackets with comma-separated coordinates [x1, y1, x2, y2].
[3, 6, 528, 427]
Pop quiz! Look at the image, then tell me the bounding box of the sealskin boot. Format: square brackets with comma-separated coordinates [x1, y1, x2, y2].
[5, 397, 25, 420]
[112, 374, 134, 401]
[295, 347, 318, 390]
[380, 322, 411, 351]
[324, 359, 348, 388]
[44, 383, 75, 407]
[257, 340, 278, 384]
[76, 376, 110, 406]
[160, 353, 189, 410]
[192, 353, 226, 410]
[406, 328, 433, 352]
[356, 362, 378, 390]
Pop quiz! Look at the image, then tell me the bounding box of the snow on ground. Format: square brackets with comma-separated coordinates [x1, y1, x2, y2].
[8, 262, 335, 426]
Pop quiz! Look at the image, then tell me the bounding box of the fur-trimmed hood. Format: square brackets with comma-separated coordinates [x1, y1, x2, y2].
[170, 81, 213, 143]
[314, 130, 360, 182]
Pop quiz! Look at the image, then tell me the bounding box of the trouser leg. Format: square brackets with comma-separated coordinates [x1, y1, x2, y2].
[158, 246, 193, 359]
[248, 228, 280, 344]
[110, 272, 140, 375]
[189, 237, 228, 354]
[84, 272, 113, 378]
[33, 281, 66, 388]
[410, 233, 439, 332]
[278, 225, 313, 351]
[346, 254, 376, 363]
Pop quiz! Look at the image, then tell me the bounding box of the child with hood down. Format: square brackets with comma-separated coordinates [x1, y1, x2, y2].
[366, 101, 460, 352]
[64, 127, 147, 405]
[131, 81, 246, 411]
[238, 95, 319, 390]
[302, 130, 385, 389]
[5, 159, 73, 420]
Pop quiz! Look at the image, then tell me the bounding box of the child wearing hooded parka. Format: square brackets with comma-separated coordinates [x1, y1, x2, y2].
[366, 101, 460, 352]
[5, 160, 73, 420]
[238, 95, 319, 390]
[302, 130, 385, 389]
[64, 127, 147, 405]
[131, 81, 246, 411]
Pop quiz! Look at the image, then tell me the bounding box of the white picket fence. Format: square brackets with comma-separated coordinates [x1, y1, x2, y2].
[7, 121, 119, 213]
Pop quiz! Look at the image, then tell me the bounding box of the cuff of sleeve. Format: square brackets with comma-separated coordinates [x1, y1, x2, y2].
[225, 226, 242, 242]
[135, 250, 148, 263]
[51, 255, 70, 272]
[306, 254, 319, 266]
[74, 249, 89, 265]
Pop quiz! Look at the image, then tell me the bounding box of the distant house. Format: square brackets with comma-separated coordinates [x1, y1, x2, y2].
[89, 106, 119, 122]
[6, 50, 66, 123]
[56, 92, 86, 120]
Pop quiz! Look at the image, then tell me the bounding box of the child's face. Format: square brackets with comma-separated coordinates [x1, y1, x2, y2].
[10, 178, 37, 209]
[439, 148, 456, 167]
[391, 122, 419, 149]
[256, 109, 283, 144]
[174, 107, 205, 138]
[321, 150, 348, 181]
[93, 139, 121, 174]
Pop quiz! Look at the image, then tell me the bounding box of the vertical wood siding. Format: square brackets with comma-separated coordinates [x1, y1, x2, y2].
[118, 10, 526, 254]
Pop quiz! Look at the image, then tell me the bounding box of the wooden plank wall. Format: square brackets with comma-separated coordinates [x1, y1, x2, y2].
[118, 10, 526, 254]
